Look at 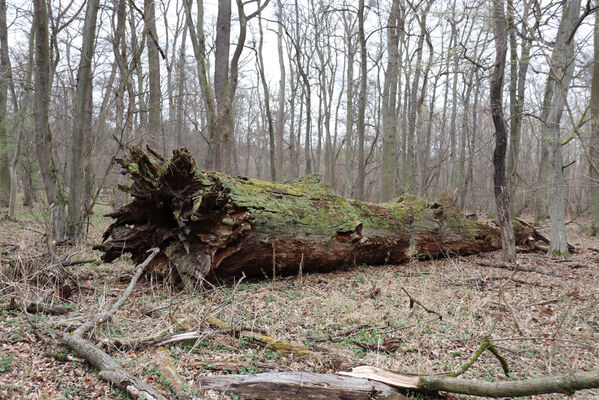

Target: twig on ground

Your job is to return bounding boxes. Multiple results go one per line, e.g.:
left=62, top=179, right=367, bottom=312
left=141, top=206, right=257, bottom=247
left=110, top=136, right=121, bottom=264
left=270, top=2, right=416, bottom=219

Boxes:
left=61, top=249, right=168, bottom=400
left=476, top=261, right=558, bottom=277
left=499, top=287, right=525, bottom=335
left=401, top=287, right=442, bottom=320
left=444, top=338, right=509, bottom=377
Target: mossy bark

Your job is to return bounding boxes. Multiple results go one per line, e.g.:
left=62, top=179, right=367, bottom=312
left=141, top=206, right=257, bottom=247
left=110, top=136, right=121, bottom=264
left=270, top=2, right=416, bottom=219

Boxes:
left=97, top=147, right=544, bottom=287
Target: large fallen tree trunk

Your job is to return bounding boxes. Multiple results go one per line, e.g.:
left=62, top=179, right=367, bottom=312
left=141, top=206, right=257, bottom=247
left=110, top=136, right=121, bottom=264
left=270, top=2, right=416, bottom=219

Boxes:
left=97, top=147, right=546, bottom=287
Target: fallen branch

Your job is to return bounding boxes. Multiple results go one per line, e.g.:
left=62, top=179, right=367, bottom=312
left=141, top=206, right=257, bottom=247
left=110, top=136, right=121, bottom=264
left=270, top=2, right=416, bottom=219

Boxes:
left=476, top=261, right=558, bottom=277
left=206, top=315, right=312, bottom=357
left=401, top=287, right=442, bottom=320
left=155, top=348, right=191, bottom=400
left=196, top=371, right=406, bottom=400
left=499, top=288, right=526, bottom=336
left=445, top=338, right=509, bottom=377
left=73, top=248, right=158, bottom=338
left=62, top=249, right=168, bottom=400
left=25, top=301, right=71, bottom=315
left=341, top=366, right=599, bottom=398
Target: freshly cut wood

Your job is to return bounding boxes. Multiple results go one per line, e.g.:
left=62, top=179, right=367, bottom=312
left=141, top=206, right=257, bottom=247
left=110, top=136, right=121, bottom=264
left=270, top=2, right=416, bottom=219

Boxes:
left=196, top=371, right=407, bottom=400
left=97, top=147, right=546, bottom=287
left=341, top=366, right=599, bottom=397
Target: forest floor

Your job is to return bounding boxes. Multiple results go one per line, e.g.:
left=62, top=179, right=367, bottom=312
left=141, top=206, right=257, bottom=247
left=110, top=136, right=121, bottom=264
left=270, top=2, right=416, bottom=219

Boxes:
left=0, top=203, right=598, bottom=400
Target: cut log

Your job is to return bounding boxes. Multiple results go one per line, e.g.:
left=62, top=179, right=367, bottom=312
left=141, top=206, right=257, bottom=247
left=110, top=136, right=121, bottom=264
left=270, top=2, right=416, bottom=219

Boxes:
left=96, top=147, right=546, bottom=287
left=196, top=371, right=407, bottom=400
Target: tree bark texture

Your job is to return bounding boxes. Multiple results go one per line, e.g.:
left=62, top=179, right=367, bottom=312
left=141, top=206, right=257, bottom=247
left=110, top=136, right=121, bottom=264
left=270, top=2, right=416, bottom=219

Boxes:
left=33, top=0, right=67, bottom=241
left=144, top=0, right=162, bottom=150
left=67, top=0, right=99, bottom=238
left=0, top=0, right=8, bottom=206
left=97, top=147, right=546, bottom=287
left=590, top=6, right=599, bottom=235
left=543, top=0, right=581, bottom=254
left=380, top=0, right=400, bottom=202
left=490, top=0, right=516, bottom=262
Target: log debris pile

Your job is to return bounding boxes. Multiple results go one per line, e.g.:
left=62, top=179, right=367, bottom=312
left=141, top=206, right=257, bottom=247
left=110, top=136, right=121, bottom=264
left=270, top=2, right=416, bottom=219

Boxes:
left=97, top=147, right=545, bottom=287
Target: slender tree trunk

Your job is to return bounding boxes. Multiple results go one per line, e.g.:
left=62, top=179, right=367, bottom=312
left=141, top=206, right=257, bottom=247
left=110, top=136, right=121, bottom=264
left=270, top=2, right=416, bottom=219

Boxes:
left=356, top=0, right=367, bottom=200
left=343, top=15, right=355, bottom=196
left=0, top=0, right=8, bottom=206
left=543, top=0, right=580, bottom=254
left=184, top=0, right=217, bottom=167
left=7, top=2, right=29, bottom=220
left=257, top=14, right=276, bottom=182
left=214, top=0, right=231, bottom=171
left=276, top=0, right=285, bottom=182
left=406, top=2, right=432, bottom=194
left=67, top=0, right=99, bottom=239
left=591, top=3, right=599, bottom=236
left=144, top=0, right=162, bottom=149
left=33, top=0, right=67, bottom=241
left=381, top=0, right=400, bottom=201
left=490, top=0, right=516, bottom=262
left=175, top=25, right=187, bottom=147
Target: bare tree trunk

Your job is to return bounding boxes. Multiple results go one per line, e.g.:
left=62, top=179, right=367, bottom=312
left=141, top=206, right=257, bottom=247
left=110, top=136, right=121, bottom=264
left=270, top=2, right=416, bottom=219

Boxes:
left=67, top=0, right=99, bottom=239
left=380, top=0, right=400, bottom=202
left=0, top=0, right=14, bottom=206
left=507, top=0, right=532, bottom=210
left=356, top=0, right=367, bottom=200
left=214, top=0, right=231, bottom=171
left=406, top=1, right=433, bottom=195
left=5, top=0, right=27, bottom=219
left=490, top=0, right=516, bottom=263
left=33, top=0, right=67, bottom=242
left=175, top=23, right=187, bottom=147
left=591, top=3, right=599, bottom=236
left=276, top=0, right=285, bottom=182
left=343, top=10, right=355, bottom=196
left=543, top=0, right=580, bottom=254
left=184, top=0, right=217, bottom=168
left=0, top=0, right=9, bottom=206
left=257, top=13, right=276, bottom=182
left=144, top=0, right=162, bottom=149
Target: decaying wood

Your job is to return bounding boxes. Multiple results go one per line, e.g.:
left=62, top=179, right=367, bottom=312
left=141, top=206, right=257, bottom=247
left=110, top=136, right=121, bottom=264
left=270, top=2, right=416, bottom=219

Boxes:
left=62, top=334, right=169, bottom=400
left=155, top=348, right=191, bottom=400
left=196, top=371, right=407, bottom=400
left=341, top=366, right=599, bottom=398
left=206, top=315, right=312, bottom=357
left=61, top=249, right=168, bottom=400
left=96, top=147, right=546, bottom=287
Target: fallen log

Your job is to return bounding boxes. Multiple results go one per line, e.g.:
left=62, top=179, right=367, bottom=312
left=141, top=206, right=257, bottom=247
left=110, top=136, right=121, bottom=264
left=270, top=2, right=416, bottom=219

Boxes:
left=97, top=147, right=546, bottom=287
left=341, top=366, right=599, bottom=398
left=196, top=371, right=407, bottom=400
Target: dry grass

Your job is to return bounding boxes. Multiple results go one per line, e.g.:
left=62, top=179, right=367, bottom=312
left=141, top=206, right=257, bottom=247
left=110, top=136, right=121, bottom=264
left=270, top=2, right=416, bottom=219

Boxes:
left=1, top=205, right=598, bottom=399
